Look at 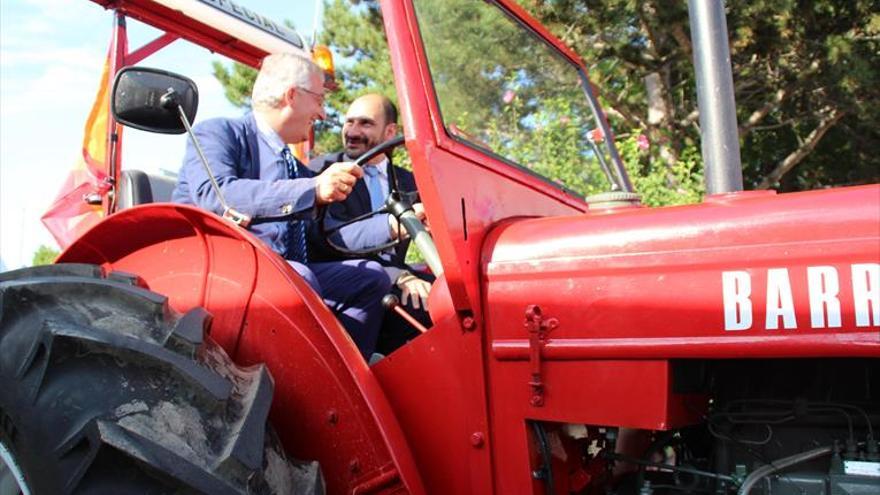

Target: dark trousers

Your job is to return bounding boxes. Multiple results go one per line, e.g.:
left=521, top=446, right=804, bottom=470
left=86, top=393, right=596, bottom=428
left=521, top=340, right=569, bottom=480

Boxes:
left=290, top=259, right=391, bottom=359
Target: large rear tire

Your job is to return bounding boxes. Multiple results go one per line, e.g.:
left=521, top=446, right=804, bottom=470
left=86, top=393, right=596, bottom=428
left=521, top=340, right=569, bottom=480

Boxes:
left=0, top=264, right=323, bottom=494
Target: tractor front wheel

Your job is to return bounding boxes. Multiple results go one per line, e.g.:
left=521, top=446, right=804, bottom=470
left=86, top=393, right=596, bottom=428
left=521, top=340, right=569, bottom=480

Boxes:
left=0, top=264, right=323, bottom=495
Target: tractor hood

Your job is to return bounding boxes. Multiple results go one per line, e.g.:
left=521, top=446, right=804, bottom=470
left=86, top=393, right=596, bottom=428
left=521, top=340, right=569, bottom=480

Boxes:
left=481, top=185, right=880, bottom=359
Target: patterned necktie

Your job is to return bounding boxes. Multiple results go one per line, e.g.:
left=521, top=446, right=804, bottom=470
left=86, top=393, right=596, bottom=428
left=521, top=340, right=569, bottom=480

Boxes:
left=363, top=165, right=385, bottom=211
left=281, top=147, right=308, bottom=264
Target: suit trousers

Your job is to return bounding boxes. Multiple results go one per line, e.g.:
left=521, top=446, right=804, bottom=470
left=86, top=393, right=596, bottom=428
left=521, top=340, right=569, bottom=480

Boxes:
left=289, top=259, right=392, bottom=359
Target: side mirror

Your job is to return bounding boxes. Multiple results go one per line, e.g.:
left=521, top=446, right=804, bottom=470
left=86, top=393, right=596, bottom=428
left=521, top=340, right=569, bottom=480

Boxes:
left=111, top=67, right=198, bottom=134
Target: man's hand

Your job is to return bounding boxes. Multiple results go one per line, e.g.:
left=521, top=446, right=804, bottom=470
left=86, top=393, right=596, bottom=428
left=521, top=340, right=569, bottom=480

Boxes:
left=396, top=271, right=431, bottom=310
left=389, top=203, right=428, bottom=240
left=315, top=162, right=363, bottom=205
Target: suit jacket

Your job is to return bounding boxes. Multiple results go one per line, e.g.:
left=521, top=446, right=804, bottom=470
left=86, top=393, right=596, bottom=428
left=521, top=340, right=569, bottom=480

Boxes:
left=308, top=151, right=417, bottom=266
left=172, top=113, right=391, bottom=257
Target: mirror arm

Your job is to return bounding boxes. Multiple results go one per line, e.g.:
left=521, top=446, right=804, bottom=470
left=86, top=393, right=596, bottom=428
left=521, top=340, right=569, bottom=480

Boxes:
left=166, top=89, right=251, bottom=228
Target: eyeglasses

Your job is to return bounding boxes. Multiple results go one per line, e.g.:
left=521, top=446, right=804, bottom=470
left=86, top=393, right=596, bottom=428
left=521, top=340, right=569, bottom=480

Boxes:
left=298, top=86, right=325, bottom=103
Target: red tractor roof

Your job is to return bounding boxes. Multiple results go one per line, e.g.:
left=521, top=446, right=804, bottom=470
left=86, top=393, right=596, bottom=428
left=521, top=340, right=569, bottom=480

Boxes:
left=90, top=0, right=309, bottom=67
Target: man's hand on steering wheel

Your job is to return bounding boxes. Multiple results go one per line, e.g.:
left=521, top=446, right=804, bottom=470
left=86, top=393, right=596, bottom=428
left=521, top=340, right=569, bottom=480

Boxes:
left=315, top=161, right=363, bottom=205
left=319, top=135, right=416, bottom=257
left=317, top=134, right=444, bottom=276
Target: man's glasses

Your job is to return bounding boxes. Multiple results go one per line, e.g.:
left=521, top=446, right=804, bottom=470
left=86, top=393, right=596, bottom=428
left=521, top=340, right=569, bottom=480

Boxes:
left=298, top=86, right=325, bottom=103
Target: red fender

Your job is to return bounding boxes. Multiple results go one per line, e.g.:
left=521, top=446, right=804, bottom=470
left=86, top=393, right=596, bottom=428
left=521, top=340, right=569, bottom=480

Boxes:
left=59, top=203, right=426, bottom=495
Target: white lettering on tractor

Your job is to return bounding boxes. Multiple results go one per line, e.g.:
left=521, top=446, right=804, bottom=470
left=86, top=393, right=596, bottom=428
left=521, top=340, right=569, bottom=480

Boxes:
left=807, top=266, right=842, bottom=328
left=766, top=268, right=797, bottom=330
left=722, top=263, right=880, bottom=331
left=852, top=263, right=879, bottom=327
left=722, top=271, right=752, bottom=331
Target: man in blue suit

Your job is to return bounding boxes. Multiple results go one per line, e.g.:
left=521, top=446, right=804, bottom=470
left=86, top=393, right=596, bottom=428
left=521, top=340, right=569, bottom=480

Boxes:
left=309, top=94, right=433, bottom=354
left=173, top=53, right=402, bottom=359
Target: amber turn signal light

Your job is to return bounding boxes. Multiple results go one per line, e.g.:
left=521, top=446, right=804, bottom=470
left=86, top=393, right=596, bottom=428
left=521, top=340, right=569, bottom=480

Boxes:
left=311, top=45, right=334, bottom=77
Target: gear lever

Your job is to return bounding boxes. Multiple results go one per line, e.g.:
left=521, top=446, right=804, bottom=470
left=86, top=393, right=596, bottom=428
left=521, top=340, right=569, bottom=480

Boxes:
left=382, top=295, right=428, bottom=334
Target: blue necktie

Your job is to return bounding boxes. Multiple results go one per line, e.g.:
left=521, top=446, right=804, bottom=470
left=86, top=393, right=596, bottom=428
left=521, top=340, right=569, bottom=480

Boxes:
left=281, top=147, right=308, bottom=264
left=364, top=165, right=394, bottom=261
left=364, top=165, right=384, bottom=211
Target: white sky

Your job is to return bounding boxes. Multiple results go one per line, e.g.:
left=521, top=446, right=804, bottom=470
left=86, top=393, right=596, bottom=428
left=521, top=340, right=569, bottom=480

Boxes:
left=0, top=0, right=321, bottom=270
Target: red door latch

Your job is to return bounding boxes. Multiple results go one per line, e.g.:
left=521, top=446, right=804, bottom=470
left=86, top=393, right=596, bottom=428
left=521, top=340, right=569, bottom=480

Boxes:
left=524, top=305, right=558, bottom=407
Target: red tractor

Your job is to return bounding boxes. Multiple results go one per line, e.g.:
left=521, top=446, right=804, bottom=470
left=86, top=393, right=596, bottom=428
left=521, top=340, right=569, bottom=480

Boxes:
left=1, top=0, right=878, bottom=494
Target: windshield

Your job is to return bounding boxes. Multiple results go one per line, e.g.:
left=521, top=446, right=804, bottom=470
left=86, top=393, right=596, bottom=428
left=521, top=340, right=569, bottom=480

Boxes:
left=412, top=0, right=630, bottom=196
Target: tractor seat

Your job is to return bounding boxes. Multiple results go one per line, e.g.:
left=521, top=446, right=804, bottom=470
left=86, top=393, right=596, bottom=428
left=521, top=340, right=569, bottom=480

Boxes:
left=117, top=170, right=177, bottom=210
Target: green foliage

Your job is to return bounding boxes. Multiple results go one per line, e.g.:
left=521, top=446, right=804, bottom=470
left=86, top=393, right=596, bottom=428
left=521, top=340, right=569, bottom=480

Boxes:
left=211, top=61, right=257, bottom=109
left=530, top=0, right=879, bottom=191
left=483, top=94, right=611, bottom=197
left=31, top=245, right=59, bottom=266
left=320, top=0, right=395, bottom=100
left=618, top=135, right=704, bottom=207
left=411, top=0, right=537, bottom=129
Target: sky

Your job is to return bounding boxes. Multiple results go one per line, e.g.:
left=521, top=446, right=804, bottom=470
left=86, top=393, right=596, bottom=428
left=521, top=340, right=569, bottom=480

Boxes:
left=0, top=0, right=322, bottom=271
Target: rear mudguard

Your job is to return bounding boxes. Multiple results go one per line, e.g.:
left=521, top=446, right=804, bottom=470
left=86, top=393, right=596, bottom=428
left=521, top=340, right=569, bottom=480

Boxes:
left=58, top=203, right=425, bottom=495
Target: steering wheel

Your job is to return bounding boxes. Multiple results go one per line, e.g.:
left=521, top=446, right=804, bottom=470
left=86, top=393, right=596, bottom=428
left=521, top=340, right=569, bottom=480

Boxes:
left=318, top=135, right=415, bottom=257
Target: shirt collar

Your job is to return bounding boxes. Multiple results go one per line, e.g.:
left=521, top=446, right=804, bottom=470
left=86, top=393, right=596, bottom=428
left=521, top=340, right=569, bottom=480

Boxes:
left=253, top=111, right=287, bottom=155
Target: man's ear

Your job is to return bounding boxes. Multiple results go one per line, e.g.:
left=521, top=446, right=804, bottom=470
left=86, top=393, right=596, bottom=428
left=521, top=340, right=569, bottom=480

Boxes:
left=284, top=86, right=297, bottom=107
left=383, top=123, right=398, bottom=140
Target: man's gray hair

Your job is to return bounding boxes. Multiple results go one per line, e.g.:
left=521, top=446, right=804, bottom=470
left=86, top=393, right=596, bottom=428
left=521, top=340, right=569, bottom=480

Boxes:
left=252, top=53, right=321, bottom=110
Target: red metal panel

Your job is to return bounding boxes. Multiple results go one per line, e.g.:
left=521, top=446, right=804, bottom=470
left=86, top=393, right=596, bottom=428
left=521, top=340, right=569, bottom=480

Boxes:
left=482, top=185, right=880, bottom=347
left=491, top=332, right=880, bottom=360
left=59, top=205, right=426, bottom=495
left=90, top=0, right=271, bottom=67
left=480, top=185, right=879, bottom=494
left=372, top=277, right=495, bottom=495
left=493, top=360, right=702, bottom=431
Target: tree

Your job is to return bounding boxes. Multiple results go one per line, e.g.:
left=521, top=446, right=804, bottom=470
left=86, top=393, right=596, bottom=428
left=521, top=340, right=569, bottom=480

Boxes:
left=31, top=245, right=59, bottom=266
left=528, top=0, right=879, bottom=190
left=212, top=61, right=257, bottom=109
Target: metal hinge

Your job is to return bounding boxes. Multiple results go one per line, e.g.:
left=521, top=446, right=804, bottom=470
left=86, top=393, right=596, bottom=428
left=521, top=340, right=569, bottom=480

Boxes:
left=525, top=305, right=558, bottom=407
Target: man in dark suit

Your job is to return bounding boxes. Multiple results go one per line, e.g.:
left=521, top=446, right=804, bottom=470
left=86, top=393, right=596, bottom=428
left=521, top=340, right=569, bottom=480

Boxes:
left=172, top=53, right=405, bottom=359
left=309, top=94, right=432, bottom=354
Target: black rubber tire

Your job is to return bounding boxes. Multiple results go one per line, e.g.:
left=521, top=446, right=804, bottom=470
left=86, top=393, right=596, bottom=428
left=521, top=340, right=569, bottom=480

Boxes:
left=0, top=264, right=324, bottom=495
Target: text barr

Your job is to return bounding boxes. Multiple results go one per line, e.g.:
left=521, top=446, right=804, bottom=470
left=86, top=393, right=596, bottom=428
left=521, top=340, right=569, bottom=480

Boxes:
left=722, top=264, right=879, bottom=331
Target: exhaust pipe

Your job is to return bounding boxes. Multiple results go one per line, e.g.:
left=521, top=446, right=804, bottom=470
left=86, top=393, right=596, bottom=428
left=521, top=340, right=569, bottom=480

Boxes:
left=688, top=0, right=744, bottom=194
